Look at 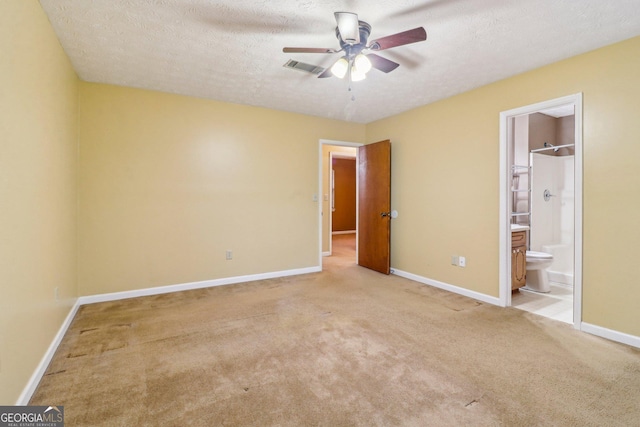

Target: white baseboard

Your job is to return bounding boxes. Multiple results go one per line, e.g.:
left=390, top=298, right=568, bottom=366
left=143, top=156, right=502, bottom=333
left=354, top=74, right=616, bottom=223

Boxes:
left=391, top=268, right=502, bottom=306
left=322, top=251, right=331, bottom=257
left=16, top=298, right=81, bottom=405
left=332, top=230, right=356, bottom=235
left=391, top=269, right=640, bottom=350
left=18, top=266, right=321, bottom=404
left=580, top=322, right=640, bottom=349
left=78, top=266, right=321, bottom=305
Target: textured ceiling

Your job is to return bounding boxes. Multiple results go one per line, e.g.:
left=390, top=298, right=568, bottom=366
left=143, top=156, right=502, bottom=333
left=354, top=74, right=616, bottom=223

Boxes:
left=39, top=0, right=640, bottom=124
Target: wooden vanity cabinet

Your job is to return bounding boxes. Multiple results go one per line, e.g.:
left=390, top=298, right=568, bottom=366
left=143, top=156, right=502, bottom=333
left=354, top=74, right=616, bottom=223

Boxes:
left=511, top=231, right=527, bottom=290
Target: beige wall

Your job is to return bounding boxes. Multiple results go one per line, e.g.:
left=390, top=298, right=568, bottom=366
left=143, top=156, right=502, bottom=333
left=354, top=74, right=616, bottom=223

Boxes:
left=3, top=0, right=639, bottom=405
left=78, top=83, right=365, bottom=295
left=0, top=1, right=79, bottom=404
left=367, top=36, right=640, bottom=337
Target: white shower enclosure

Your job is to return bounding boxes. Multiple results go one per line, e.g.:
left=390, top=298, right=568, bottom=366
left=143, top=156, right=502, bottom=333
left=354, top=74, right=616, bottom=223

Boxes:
left=530, top=152, right=574, bottom=285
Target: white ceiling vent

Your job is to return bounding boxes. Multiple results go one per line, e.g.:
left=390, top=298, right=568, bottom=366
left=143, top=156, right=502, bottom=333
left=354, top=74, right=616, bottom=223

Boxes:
left=283, top=59, right=325, bottom=76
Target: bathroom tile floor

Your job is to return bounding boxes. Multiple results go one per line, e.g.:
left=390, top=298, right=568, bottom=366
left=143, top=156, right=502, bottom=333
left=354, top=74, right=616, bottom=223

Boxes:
left=512, top=282, right=573, bottom=324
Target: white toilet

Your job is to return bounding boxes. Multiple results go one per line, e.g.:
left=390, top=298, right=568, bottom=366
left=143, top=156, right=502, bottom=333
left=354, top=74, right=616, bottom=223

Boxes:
left=525, top=251, right=554, bottom=293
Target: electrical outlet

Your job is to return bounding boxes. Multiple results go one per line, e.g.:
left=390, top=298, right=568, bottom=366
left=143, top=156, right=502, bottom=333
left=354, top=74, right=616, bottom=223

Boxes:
left=459, top=256, right=466, bottom=267
left=225, top=250, right=233, bottom=260
left=451, top=256, right=459, bottom=266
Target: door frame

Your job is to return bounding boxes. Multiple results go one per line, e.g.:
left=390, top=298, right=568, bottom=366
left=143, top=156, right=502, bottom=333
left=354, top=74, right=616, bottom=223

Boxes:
left=318, top=139, right=363, bottom=269
left=498, top=93, right=583, bottom=329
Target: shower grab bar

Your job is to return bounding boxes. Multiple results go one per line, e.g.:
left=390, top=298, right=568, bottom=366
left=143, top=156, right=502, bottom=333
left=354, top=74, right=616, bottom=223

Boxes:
left=530, top=143, right=575, bottom=153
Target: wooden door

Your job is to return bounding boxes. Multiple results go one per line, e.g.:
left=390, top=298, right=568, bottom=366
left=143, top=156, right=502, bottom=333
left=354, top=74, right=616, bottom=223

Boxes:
left=332, top=158, right=357, bottom=232
left=358, top=140, right=391, bottom=274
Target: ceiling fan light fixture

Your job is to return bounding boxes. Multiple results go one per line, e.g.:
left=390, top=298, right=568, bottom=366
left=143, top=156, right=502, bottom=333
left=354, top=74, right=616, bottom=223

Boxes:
left=350, top=67, right=367, bottom=82
left=283, top=12, right=428, bottom=89
left=353, top=54, right=372, bottom=74
left=331, top=57, right=349, bottom=79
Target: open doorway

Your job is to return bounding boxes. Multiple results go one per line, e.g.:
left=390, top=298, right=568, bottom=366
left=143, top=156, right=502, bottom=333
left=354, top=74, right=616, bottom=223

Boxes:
left=330, top=151, right=357, bottom=255
left=499, top=94, right=583, bottom=329
left=318, top=140, right=361, bottom=268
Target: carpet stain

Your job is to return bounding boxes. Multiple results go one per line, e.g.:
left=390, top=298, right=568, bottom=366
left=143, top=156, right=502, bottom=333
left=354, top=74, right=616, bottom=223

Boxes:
left=44, top=370, right=66, bottom=376
left=230, top=312, right=276, bottom=322
left=402, top=288, right=483, bottom=311
left=66, top=352, right=87, bottom=359
left=114, top=323, right=132, bottom=328
left=103, top=343, right=127, bottom=352
left=447, top=301, right=483, bottom=312
left=465, top=398, right=481, bottom=408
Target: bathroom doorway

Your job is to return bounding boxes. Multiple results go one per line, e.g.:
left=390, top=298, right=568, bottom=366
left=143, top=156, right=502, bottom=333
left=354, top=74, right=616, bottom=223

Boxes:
left=499, top=94, right=583, bottom=329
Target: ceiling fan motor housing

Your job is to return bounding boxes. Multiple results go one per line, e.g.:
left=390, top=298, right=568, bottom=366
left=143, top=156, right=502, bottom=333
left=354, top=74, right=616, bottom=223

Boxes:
left=336, top=21, right=371, bottom=56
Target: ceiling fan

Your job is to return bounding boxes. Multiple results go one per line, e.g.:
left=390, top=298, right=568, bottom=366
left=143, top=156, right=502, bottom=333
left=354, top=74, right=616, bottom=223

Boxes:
left=283, top=12, right=427, bottom=82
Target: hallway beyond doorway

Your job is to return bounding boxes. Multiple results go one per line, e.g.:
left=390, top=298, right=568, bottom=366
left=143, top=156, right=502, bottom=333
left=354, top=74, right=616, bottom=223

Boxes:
left=327, top=233, right=356, bottom=266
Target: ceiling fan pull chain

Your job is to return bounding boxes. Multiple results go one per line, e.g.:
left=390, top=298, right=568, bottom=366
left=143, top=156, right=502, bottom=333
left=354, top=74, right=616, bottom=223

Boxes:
left=348, top=79, right=356, bottom=101
left=348, top=58, right=357, bottom=100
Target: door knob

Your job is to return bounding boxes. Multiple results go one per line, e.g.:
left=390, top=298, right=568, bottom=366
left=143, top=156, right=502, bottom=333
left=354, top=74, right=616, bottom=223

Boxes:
left=543, top=189, right=556, bottom=202
left=381, top=210, right=398, bottom=218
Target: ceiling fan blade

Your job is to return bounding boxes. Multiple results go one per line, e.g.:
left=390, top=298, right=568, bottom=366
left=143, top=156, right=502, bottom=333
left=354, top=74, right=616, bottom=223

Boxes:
left=283, top=47, right=338, bottom=54
left=368, top=27, right=427, bottom=51
left=334, top=12, right=360, bottom=45
left=366, top=54, right=400, bottom=73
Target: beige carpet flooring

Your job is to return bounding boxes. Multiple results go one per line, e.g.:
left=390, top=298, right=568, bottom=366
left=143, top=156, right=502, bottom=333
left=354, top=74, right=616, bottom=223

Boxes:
left=31, top=234, right=640, bottom=426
